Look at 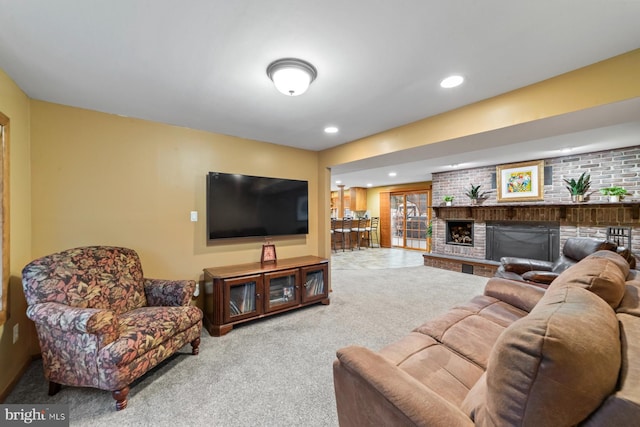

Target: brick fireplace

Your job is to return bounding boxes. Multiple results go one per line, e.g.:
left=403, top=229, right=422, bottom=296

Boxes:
left=423, top=146, right=640, bottom=277
left=424, top=202, right=640, bottom=277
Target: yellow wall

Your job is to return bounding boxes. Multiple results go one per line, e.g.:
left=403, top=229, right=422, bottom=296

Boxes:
left=0, top=69, right=37, bottom=398
left=29, top=101, right=321, bottom=277
left=365, top=182, right=432, bottom=218
left=319, top=49, right=640, bottom=169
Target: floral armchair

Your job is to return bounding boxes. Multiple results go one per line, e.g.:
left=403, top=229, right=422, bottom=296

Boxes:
left=21, top=246, right=203, bottom=410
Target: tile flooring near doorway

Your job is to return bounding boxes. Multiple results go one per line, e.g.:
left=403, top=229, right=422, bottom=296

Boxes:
left=331, top=247, right=426, bottom=270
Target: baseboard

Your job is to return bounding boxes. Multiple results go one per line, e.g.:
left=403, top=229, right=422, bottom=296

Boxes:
left=0, top=354, right=40, bottom=403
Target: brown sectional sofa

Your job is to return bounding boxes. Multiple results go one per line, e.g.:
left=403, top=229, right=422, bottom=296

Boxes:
left=333, top=250, right=640, bottom=426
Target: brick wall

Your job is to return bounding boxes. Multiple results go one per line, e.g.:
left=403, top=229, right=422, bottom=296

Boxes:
left=430, top=146, right=640, bottom=257
left=432, top=146, right=640, bottom=205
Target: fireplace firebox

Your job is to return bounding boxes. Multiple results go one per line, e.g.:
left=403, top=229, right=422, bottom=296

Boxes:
left=446, top=220, right=474, bottom=246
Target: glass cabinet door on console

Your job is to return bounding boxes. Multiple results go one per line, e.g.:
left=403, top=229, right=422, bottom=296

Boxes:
left=300, top=264, right=328, bottom=303
left=264, top=269, right=300, bottom=313
left=223, top=274, right=263, bottom=323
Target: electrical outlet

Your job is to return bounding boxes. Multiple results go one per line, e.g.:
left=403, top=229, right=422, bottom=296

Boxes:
left=13, top=323, right=19, bottom=344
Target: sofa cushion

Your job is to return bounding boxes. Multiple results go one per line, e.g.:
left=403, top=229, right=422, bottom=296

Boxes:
left=580, top=312, right=640, bottom=425
left=99, top=306, right=202, bottom=367
left=549, top=250, right=628, bottom=309
left=414, top=295, right=528, bottom=370
left=467, top=286, right=621, bottom=426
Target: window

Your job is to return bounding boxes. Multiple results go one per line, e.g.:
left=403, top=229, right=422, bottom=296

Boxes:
left=0, top=111, right=9, bottom=325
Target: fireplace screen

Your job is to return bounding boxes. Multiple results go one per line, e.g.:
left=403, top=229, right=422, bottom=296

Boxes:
left=446, top=220, right=473, bottom=246
left=485, top=222, right=560, bottom=262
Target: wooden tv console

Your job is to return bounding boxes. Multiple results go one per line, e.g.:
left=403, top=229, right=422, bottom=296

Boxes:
left=202, top=256, right=330, bottom=336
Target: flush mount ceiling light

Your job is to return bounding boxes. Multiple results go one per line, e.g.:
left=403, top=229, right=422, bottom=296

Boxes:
left=267, top=58, right=318, bottom=96
left=440, top=75, right=464, bottom=88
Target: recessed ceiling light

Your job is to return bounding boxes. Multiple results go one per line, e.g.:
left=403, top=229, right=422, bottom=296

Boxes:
left=335, top=180, right=342, bottom=184
left=367, top=183, right=373, bottom=187
left=560, top=148, right=572, bottom=153
left=388, top=172, right=397, bottom=177
left=440, top=75, right=464, bottom=88
left=324, top=126, right=339, bottom=134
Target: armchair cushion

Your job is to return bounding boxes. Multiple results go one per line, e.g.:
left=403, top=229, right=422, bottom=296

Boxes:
left=102, top=305, right=202, bottom=367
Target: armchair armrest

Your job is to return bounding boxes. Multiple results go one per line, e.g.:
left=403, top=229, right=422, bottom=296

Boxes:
left=26, top=302, right=118, bottom=346
left=484, top=277, right=545, bottom=312
left=334, top=346, right=474, bottom=427
left=521, top=270, right=558, bottom=285
left=144, top=278, right=195, bottom=307
left=500, top=257, right=554, bottom=274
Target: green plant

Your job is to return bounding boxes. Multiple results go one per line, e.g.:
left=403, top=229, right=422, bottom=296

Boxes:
left=599, top=186, right=627, bottom=196
left=425, top=221, right=432, bottom=238
left=465, top=184, right=487, bottom=200
left=563, top=172, right=591, bottom=195
left=443, top=195, right=454, bottom=202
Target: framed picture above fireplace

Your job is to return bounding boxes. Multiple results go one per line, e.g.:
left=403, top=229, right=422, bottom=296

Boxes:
left=496, top=160, right=544, bottom=202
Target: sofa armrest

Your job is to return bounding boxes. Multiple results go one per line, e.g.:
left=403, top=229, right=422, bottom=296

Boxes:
left=26, top=302, right=118, bottom=343
left=484, top=277, right=545, bottom=313
left=144, top=278, right=195, bottom=306
left=521, top=270, right=558, bottom=285
left=334, top=346, right=474, bottom=427
left=500, top=257, right=554, bottom=274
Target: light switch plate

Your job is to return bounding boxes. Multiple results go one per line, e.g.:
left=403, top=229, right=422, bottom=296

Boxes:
left=190, top=211, right=198, bottom=222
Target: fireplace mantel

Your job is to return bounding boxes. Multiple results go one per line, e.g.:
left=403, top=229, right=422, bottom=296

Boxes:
left=431, top=202, right=640, bottom=225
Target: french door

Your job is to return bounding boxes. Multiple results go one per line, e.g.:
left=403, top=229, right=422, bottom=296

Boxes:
left=390, top=191, right=429, bottom=250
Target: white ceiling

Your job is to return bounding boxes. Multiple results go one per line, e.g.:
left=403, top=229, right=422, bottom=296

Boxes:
left=1, top=1, right=639, bottom=190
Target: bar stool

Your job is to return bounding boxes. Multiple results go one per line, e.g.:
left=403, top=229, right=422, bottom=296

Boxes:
left=335, top=218, right=352, bottom=251
left=353, top=218, right=369, bottom=249
left=367, top=217, right=380, bottom=248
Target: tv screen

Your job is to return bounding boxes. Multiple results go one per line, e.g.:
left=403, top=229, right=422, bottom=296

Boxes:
left=206, top=172, right=309, bottom=241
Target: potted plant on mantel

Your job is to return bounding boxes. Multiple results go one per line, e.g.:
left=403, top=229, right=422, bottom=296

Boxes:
left=563, top=171, right=591, bottom=203
left=443, top=195, right=454, bottom=206
left=465, top=184, right=487, bottom=205
left=600, top=186, right=627, bottom=203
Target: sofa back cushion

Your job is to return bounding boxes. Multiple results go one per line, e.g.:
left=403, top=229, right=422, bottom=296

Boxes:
left=22, top=246, right=147, bottom=315
left=549, top=250, right=628, bottom=309
left=562, top=237, right=616, bottom=262
left=466, top=285, right=621, bottom=426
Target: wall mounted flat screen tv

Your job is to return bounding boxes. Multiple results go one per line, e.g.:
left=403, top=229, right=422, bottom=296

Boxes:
left=206, top=172, right=309, bottom=241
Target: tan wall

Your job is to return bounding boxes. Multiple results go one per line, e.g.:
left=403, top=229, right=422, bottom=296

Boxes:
left=365, top=182, right=432, bottom=218
left=29, top=101, right=321, bottom=279
left=0, top=70, right=37, bottom=398
left=319, top=49, right=640, bottom=169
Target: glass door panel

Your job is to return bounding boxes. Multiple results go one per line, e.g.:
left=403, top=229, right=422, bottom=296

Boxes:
left=301, top=264, right=328, bottom=303
left=265, top=269, right=300, bottom=313
left=391, top=191, right=430, bottom=250
left=224, top=274, right=263, bottom=322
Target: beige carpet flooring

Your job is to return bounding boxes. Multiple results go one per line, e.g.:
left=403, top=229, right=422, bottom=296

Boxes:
left=5, top=248, right=488, bottom=426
